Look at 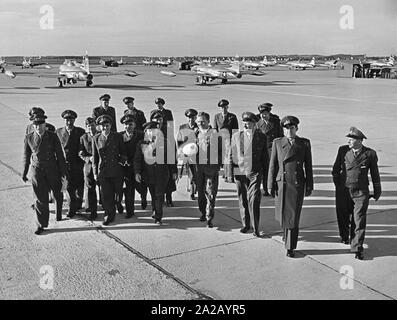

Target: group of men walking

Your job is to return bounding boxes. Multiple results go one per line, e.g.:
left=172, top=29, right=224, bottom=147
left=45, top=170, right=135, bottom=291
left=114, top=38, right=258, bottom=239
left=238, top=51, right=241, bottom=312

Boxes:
left=22, top=94, right=381, bottom=259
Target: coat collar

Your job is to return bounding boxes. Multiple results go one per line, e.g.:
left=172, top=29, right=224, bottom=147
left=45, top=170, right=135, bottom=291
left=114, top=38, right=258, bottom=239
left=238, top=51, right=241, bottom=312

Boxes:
left=281, top=136, right=302, bottom=161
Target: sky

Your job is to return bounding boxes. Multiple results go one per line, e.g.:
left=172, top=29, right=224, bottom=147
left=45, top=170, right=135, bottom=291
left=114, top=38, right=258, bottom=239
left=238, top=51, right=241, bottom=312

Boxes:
left=0, top=0, right=396, bottom=56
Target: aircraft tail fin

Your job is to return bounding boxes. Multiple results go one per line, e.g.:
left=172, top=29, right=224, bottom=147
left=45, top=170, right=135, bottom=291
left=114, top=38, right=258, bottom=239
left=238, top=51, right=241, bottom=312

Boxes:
left=230, top=61, right=240, bottom=74
left=310, top=57, right=315, bottom=66
left=389, top=56, right=395, bottom=65
left=82, top=51, right=90, bottom=73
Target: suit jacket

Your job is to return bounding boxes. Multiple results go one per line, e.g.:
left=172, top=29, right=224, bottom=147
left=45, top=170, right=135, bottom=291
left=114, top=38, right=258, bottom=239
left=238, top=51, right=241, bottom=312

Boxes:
left=79, top=132, right=96, bottom=176
left=332, top=145, right=381, bottom=194
left=92, top=132, right=126, bottom=178
left=195, top=128, right=223, bottom=174
left=56, top=126, right=85, bottom=169
left=267, top=136, right=313, bottom=228
left=92, top=106, right=117, bottom=131
left=123, top=108, right=147, bottom=131
left=23, top=131, right=66, bottom=178
left=255, top=114, right=283, bottom=150
left=213, top=112, right=238, bottom=137
left=226, top=128, right=268, bottom=177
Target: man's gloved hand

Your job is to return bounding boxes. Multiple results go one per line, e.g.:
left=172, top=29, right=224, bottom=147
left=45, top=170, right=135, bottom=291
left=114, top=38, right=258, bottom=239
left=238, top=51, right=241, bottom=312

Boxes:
left=374, top=187, right=381, bottom=201
left=305, top=188, right=313, bottom=197
left=22, top=174, right=28, bottom=183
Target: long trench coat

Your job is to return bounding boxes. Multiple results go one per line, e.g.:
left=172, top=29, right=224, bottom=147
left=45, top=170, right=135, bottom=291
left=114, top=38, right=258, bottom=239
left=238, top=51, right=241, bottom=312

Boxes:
left=267, top=136, right=313, bottom=228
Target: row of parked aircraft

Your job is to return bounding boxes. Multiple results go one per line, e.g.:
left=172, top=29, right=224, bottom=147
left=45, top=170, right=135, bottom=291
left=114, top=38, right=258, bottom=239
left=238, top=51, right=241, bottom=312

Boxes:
left=1, top=53, right=395, bottom=87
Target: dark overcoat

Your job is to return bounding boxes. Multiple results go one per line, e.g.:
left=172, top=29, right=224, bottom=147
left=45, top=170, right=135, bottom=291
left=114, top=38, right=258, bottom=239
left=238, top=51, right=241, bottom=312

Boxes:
left=267, top=136, right=313, bottom=228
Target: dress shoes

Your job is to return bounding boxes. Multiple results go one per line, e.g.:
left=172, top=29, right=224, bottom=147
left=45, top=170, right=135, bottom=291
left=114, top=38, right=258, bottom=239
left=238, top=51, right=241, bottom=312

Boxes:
left=199, top=215, right=206, bottom=222
left=126, top=212, right=134, bottom=219
left=341, top=238, right=350, bottom=245
left=56, top=217, right=63, bottom=222
left=207, top=221, right=214, bottom=228
left=263, top=190, right=271, bottom=197
left=141, top=199, right=147, bottom=210
left=66, top=212, right=76, bottom=218
left=102, top=220, right=110, bottom=226
left=286, top=249, right=295, bottom=258
left=154, top=219, right=162, bottom=225
left=253, top=231, right=262, bottom=238
left=34, top=227, right=44, bottom=235
left=90, top=213, right=97, bottom=221
left=240, top=227, right=250, bottom=234
left=355, top=252, right=364, bottom=260
left=151, top=212, right=156, bottom=219
left=117, top=204, right=124, bottom=214
left=166, top=200, right=174, bottom=207
left=190, top=194, right=196, bottom=200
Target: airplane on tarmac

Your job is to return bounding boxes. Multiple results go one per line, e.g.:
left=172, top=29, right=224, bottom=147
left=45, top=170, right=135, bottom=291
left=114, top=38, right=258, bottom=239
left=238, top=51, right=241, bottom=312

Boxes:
left=365, top=56, right=395, bottom=68
left=14, top=57, right=51, bottom=69
left=278, top=57, right=316, bottom=70
left=240, top=58, right=262, bottom=70
left=191, top=61, right=265, bottom=85
left=260, top=56, right=278, bottom=67
left=0, top=56, right=6, bottom=67
left=142, top=58, right=154, bottom=66
left=99, top=57, right=124, bottom=67
left=316, top=59, right=340, bottom=69
left=6, top=52, right=175, bottom=87
left=153, top=58, right=173, bottom=67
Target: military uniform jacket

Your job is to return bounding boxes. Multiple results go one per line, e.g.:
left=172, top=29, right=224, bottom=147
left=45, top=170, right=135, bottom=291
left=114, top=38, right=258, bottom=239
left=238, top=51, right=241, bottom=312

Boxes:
left=213, top=112, right=239, bottom=137
left=92, top=106, right=117, bottom=131
left=267, top=136, right=313, bottom=229
left=226, top=128, right=268, bottom=177
left=119, top=130, right=144, bottom=178
left=123, top=108, right=147, bottom=131
left=332, top=145, right=381, bottom=192
left=149, top=108, right=173, bottom=123
left=56, top=126, right=85, bottom=170
left=23, top=131, right=66, bottom=178
left=255, top=114, right=283, bottom=150
left=195, top=128, right=223, bottom=174
left=134, top=138, right=176, bottom=191
left=176, top=123, right=199, bottom=147
left=79, top=132, right=96, bottom=176
left=92, top=132, right=126, bottom=178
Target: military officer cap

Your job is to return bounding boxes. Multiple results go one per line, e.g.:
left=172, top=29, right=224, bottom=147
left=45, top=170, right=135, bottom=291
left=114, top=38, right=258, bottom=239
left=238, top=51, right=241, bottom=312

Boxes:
left=31, top=113, right=47, bottom=124
left=258, top=102, right=273, bottom=113
left=197, top=111, right=210, bottom=121
left=281, top=115, right=300, bottom=127
left=151, top=110, right=164, bottom=120
left=120, top=114, right=137, bottom=124
left=123, top=96, right=134, bottom=104
left=185, top=108, right=198, bottom=118
left=155, top=97, right=165, bottom=105
left=143, top=121, right=159, bottom=131
left=99, top=93, right=111, bottom=101
left=28, top=107, right=45, bottom=118
left=85, top=117, right=95, bottom=125
left=217, top=99, right=229, bottom=107
left=61, top=110, right=78, bottom=119
left=346, top=126, right=367, bottom=139
left=96, top=114, right=112, bottom=125
left=241, top=112, right=257, bottom=122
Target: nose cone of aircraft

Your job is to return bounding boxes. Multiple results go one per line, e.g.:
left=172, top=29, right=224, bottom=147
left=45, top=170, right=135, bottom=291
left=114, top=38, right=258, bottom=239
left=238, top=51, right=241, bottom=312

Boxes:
left=125, top=70, right=139, bottom=77
left=160, top=70, right=176, bottom=77
left=5, top=70, right=16, bottom=78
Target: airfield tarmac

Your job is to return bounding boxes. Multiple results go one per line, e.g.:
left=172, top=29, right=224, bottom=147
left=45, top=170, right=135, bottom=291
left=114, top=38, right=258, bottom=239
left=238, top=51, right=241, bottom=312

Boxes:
left=0, top=64, right=396, bottom=300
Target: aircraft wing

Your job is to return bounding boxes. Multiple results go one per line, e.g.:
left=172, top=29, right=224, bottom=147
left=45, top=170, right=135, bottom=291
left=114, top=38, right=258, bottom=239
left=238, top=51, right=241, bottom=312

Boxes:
left=89, top=69, right=140, bottom=78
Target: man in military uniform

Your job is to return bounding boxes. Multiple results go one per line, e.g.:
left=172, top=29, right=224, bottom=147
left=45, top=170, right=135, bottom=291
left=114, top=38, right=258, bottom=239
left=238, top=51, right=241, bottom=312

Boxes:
left=152, top=110, right=177, bottom=207
left=255, top=102, right=283, bottom=196
left=134, top=122, right=178, bottom=224
left=150, top=97, right=174, bottom=135
left=332, top=127, right=381, bottom=260
left=79, top=117, right=98, bottom=220
left=56, top=110, right=85, bottom=218
left=92, top=115, right=126, bottom=225
left=195, top=112, right=223, bottom=228
left=92, top=94, right=117, bottom=132
left=267, top=116, right=313, bottom=258
left=176, top=108, right=199, bottom=200
left=226, top=112, right=268, bottom=237
left=22, top=113, right=66, bottom=234
left=119, top=114, right=144, bottom=218
left=213, top=99, right=239, bottom=137
left=122, top=96, right=147, bottom=131
left=26, top=107, right=55, bottom=134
